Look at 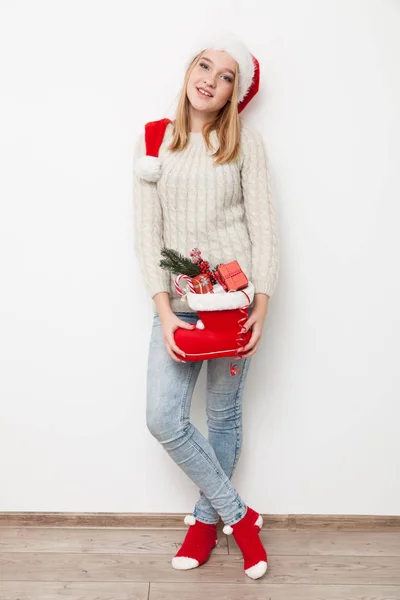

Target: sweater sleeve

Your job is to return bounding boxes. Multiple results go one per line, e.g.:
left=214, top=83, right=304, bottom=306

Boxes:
left=240, top=127, right=279, bottom=297
left=132, top=132, right=171, bottom=299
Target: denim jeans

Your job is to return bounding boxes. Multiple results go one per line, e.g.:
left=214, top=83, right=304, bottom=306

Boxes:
left=146, top=310, right=253, bottom=526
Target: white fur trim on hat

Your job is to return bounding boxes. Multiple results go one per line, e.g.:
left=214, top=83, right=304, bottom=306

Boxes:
left=186, top=282, right=254, bottom=312
left=135, top=155, right=162, bottom=183
left=185, top=30, right=255, bottom=104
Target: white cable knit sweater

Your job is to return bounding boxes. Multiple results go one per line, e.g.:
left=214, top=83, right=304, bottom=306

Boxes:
left=132, top=121, right=279, bottom=314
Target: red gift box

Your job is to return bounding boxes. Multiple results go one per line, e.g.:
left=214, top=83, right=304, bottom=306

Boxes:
left=215, top=261, right=248, bottom=292
left=191, top=273, right=213, bottom=294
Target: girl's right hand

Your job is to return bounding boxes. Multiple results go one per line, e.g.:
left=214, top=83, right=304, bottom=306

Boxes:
left=160, top=313, right=196, bottom=362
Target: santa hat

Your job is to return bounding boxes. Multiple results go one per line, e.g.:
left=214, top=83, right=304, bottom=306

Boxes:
left=185, top=30, right=260, bottom=110
left=135, top=32, right=260, bottom=183
left=134, top=118, right=173, bottom=183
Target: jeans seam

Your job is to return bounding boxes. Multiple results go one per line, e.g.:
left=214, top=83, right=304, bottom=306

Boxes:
left=185, top=427, right=231, bottom=482
left=223, top=505, right=247, bottom=526
left=179, top=360, right=198, bottom=425
left=192, top=508, right=219, bottom=525
left=178, top=363, right=227, bottom=480
left=230, top=357, right=250, bottom=474
left=195, top=357, right=251, bottom=520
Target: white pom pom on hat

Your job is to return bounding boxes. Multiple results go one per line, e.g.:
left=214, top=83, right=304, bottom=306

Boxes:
left=134, top=155, right=162, bottom=183
left=134, top=117, right=172, bottom=184
left=134, top=31, right=260, bottom=183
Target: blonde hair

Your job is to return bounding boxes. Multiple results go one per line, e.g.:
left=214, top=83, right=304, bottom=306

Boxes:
left=168, top=51, right=242, bottom=164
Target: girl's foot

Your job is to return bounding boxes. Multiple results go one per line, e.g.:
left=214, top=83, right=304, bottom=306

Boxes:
left=223, top=506, right=267, bottom=579
left=172, top=514, right=218, bottom=570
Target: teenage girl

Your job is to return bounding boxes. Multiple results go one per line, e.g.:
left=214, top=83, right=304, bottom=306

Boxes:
left=133, top=32, right=279, bottom=580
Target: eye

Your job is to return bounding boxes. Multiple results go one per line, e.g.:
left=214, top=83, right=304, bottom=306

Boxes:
left=199, top=62, right=233, bottom=83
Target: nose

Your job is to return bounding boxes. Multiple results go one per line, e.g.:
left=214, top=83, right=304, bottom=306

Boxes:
left=204, top=75, right=216, bottom=88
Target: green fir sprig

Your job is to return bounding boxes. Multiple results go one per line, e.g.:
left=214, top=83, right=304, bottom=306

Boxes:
left=159, top=247, right=201, bottom=277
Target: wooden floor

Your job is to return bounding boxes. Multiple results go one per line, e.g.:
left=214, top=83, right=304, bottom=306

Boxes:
left=1, top=523, right=400, bottom=599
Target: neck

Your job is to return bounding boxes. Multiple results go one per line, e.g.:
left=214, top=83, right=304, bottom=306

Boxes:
left=188, top=105, right=219, bottom=133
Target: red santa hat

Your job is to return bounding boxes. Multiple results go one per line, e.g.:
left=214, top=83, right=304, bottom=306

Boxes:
left=185, top=30, right=260, bottom=110
left=135, top=32, right=260, bottom=183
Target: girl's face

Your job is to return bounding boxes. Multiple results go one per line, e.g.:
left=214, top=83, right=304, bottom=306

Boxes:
left=186, top=50, right=237, bottom=113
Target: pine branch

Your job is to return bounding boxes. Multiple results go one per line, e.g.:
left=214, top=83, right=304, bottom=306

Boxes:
left=159, top=247, right=200, bottom=277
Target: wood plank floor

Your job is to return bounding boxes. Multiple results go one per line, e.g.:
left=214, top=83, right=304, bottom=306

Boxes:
left=1, top=526, right=400, bottom=599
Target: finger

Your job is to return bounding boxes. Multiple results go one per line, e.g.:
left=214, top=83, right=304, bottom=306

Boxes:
left=240, top=339, right=261, bottom=358
left=177, top=320, right=197, bottom=330
left=241, top=316, right=255, bottom=333
left=167, top=335, right=186, bottom=358
left=166, top=343, right=185, bottom=363
left=240, top=330, right=261, bottom=353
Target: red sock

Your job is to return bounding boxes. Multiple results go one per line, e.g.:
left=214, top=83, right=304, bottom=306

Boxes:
left=172, top=515, right=218, bottom=570
left=223, top=507, right=268, bottom=579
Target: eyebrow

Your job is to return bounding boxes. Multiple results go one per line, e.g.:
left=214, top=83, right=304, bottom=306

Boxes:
left=200, top=56, right=236, bottom=77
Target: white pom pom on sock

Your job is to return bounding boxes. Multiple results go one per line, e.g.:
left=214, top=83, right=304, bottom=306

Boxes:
left=223, top=524, right=233, bottom=535
left=184, top=514, right=196, bottom=526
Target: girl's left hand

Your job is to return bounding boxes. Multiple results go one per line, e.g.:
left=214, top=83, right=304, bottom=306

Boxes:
left=237, top=294, right=269, bottom=358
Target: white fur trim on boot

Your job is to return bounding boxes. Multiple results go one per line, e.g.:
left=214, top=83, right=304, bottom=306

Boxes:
left=223, top=524, right=233, bottom=535
left=184, top=514, right=196, bottom=526
left=196, top=319, right=205, bottom=330
left=171, top=556, right=200, bottom=570
left=255, top=514, right=263, bottom=528
left=135, top=155, right=162, bottom=182
left=187, top=282, right=254, bottom=311
left=245, top=560, right=268, bottom=580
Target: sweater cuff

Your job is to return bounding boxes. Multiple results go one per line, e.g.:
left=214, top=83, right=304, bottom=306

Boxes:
left=151, top=289, right=170, bottom=300
left=252, top=276, right=277, bottom=298
left=148, top=275, right=171, bottom=300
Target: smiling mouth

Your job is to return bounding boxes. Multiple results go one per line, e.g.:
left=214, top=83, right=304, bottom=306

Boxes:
left=196, top=87, right=213, bottom=98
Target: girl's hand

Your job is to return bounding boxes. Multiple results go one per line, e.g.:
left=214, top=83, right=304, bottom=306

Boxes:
left=237, top=294, right=269, bottom=358
left=160, top=312, right=196, bottom=363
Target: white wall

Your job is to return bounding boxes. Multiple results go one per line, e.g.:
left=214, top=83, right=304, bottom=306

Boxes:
left=1, top=0, right=399, bottom=515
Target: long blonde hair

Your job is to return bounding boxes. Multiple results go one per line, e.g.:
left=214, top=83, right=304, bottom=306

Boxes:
left=168, top=51, right=242, bottom=164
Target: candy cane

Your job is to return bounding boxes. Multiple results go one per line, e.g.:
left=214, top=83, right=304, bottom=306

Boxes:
left=174, top=274, right=195, bottom=297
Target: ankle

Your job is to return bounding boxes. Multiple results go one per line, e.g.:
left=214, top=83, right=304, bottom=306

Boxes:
left=223, top=506, right=262, bottom=534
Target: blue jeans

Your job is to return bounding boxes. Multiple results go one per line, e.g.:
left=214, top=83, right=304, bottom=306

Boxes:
left=146, top=310, right=253, bottom=526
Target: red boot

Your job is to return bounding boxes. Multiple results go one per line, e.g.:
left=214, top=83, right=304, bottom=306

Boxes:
left=175, top=307, right=251, bottom=360
left=223, top=507, right=268, bottom=579
left=172, top=515, right=218, bottom=570
left=174, top=282, right=254, bottom=362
